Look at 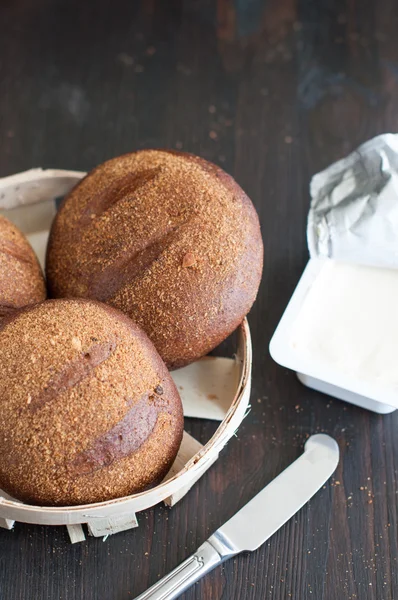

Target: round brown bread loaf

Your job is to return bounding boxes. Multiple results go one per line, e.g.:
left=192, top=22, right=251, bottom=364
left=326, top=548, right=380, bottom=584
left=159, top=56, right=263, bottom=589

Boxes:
left=46, top=150, right=263, bottom=369
left=0, top=215, right=46, bottom=318
left=0, top=299, right=184, bottom=506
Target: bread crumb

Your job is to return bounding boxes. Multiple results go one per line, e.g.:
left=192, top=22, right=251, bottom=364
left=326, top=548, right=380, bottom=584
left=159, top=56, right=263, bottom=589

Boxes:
left=182, top=252, right=196, bottom=268
left=72, top=337, right=82, bottom=351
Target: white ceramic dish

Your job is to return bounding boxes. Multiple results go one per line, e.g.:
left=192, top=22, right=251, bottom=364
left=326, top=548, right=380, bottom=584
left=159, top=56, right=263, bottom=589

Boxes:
left=0, top=168, right=253, bottom=542
left=269, top=259, right=396, bottom=414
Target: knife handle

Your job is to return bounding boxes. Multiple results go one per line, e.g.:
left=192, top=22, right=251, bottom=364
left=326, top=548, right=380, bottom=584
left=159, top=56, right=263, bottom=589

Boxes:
left=134, top=541, right=223, bottom=600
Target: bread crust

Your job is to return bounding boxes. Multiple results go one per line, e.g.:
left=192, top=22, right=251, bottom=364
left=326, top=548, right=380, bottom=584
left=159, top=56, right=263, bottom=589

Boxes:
left=0, top=299, right=184, bottom=506
left=46, top=150, right=263, bottom=368
left=0, top=215, right=46, bottom=317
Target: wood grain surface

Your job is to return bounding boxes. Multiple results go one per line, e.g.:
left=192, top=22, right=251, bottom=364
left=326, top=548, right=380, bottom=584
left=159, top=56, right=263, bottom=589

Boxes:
left=1, top=1, right=398, bottom=599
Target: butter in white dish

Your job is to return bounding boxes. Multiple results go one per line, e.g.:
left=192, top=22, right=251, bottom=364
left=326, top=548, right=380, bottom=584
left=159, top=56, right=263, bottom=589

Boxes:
left=269, top=259, right=397, bottom=413
left=271, top=133, right=398, bottom=413
left=290, top=260, right=398, bottom=390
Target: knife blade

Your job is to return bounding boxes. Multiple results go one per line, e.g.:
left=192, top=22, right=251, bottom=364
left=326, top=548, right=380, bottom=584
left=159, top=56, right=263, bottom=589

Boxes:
left=134, top=433, right=339, bottom=600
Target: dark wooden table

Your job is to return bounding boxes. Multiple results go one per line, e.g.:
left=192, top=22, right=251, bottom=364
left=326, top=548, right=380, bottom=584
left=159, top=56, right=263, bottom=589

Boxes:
left=1, top=1, right=398, bottom=598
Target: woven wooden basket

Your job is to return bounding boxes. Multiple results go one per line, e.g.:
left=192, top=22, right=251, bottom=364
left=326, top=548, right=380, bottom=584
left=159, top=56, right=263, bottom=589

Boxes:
left=0, top=169, right=252, bottom=543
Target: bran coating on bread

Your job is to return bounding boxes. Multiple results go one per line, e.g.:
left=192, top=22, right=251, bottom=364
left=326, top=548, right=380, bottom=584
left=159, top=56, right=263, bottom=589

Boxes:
left=0, top=299, right=184, bottom=506
left=46, top=150, right=263, bottom=368
left=0, top=215, right=46, bottom=317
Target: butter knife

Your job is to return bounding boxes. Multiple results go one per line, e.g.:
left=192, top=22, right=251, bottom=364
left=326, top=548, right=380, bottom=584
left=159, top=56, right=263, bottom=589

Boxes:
left=134, top=433, right=339, bottom=600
